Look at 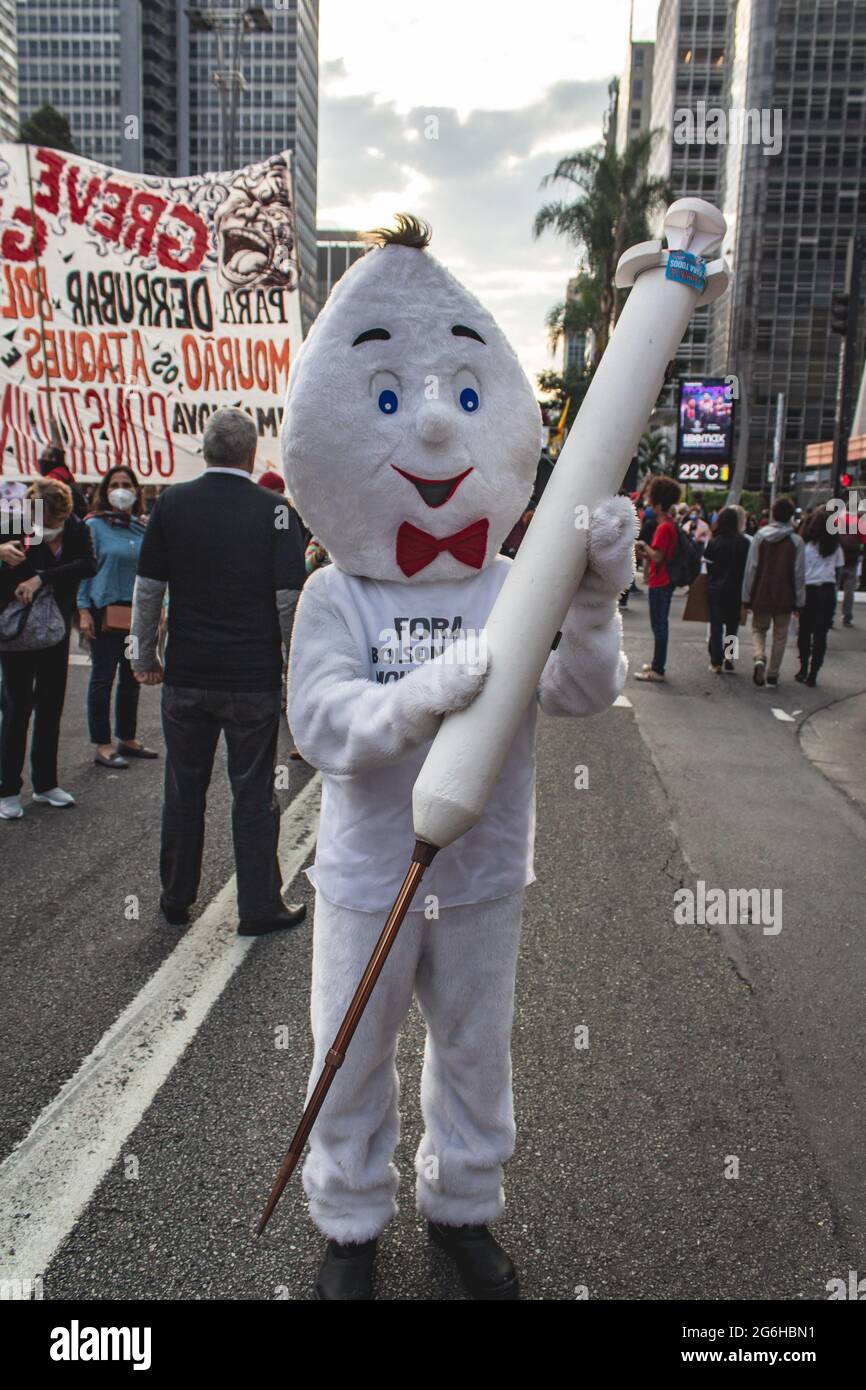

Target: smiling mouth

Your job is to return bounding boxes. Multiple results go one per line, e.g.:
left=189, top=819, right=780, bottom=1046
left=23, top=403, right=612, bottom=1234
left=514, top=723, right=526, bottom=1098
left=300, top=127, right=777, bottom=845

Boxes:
left=391, top=465, right=473, bottom=508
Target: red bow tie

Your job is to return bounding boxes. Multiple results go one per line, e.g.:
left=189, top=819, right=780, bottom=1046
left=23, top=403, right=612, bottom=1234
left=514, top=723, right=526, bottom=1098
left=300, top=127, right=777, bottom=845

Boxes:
left=396, top=518, right=489, bottom=578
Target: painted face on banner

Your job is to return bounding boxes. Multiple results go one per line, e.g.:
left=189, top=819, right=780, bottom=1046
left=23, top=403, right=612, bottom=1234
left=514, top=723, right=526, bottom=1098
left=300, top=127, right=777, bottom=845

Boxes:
left=215, top=163, right=296, bottom=290
left=281, top=240, right=540, bottom=583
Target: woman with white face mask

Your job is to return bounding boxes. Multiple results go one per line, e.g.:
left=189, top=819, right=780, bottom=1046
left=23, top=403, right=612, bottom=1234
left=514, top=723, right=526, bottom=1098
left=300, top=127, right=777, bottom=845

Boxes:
left=0, top=478, right=96, bottom=819
left=77, top=467, right=158, bottom=769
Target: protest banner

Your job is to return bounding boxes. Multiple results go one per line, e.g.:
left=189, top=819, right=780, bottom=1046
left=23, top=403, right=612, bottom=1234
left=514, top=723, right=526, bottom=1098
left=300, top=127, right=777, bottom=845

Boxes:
left=0, top=144, right=303, bottom=482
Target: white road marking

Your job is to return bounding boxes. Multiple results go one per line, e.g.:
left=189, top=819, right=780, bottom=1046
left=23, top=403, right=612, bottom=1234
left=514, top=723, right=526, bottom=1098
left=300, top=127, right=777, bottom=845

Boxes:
left=0, top=773, right=322, bottom=1290
left=613, top=695, right=633, bottom=709
left=68, top=653, right=90, bottom=667
left=771, top=708, right=796, bottom=722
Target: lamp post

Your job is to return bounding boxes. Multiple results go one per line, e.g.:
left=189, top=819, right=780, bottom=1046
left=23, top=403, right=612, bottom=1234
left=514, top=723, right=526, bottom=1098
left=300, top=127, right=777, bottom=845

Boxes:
left=186, top=4, right=273, bottom=171
left=830, top=235, right=864, bottom=499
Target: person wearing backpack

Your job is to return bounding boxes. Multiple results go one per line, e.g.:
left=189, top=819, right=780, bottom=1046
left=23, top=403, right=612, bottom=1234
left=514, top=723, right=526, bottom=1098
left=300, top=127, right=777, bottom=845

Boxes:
left=635, top=474, right=682, bottom=683
left=741, top=496, right=805, bottom=688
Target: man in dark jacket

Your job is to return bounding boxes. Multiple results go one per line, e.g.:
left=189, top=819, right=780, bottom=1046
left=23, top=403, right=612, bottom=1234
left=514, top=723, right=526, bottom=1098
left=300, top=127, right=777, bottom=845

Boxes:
left=130, top=408, right=307, bottom=935
left=742, top=496, right=805, bottom=688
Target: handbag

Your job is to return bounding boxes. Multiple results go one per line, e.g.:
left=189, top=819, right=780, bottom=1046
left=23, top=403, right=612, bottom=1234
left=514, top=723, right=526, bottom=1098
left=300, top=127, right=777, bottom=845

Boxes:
left=682, top=571, right=711, bottom=623
left=0, top=586, right=67, bottom=651
left=103, top=602, right=132, bottom=633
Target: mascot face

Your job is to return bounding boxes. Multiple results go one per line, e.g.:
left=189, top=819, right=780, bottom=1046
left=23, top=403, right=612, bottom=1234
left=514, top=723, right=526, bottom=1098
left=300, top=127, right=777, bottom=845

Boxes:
left=282, top=236, right=540, bottom=582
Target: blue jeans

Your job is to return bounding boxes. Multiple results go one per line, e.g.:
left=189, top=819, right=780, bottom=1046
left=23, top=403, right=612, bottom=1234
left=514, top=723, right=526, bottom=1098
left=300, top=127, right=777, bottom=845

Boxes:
left=648, top=583, right=674, bottom=674
left=87, top=614, right=140, bottom=745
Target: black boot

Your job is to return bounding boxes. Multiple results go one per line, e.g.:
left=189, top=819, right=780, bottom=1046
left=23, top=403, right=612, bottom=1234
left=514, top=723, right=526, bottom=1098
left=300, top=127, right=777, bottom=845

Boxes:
left=806, top=664, right=818, bottom=687
left=314, top=1239, right=377, bottom=1301
left=794, top=661, right=808, bottom=683
left=428, top=1221, right=519, bottom=1300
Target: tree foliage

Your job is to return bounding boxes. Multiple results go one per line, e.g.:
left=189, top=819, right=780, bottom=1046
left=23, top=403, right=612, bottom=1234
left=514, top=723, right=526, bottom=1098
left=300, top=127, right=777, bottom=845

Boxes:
left=18, top=106, right=76, bottom=153
left=534, top=82, right=669, bottom=368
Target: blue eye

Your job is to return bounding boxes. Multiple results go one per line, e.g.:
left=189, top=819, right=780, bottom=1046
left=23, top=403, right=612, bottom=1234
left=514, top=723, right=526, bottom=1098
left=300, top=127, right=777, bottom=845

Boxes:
left=378, top=389, right=399, bottom=415
left=459, top=386, right=479, bottom=413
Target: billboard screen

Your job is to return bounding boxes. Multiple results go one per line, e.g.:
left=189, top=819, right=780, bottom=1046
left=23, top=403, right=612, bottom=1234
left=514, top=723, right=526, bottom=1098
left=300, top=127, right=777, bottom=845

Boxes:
left=0, top=144, right=303, bottom=483
left=676, top=378, right=734, bottom=485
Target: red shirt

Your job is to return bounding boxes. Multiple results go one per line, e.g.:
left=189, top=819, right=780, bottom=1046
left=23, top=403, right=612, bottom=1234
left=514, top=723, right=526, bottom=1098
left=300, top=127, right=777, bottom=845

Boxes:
left=648, top=518, right=678, bottom=588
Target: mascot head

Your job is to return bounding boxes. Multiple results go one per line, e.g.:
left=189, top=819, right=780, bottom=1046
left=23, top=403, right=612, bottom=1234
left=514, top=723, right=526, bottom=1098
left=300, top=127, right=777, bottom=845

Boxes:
left=282, top=215, right=541, bottom=583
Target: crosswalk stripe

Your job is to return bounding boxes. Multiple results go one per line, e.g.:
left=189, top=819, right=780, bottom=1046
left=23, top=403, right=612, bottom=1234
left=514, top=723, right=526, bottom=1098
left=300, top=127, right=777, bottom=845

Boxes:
left=0, top=773, right=322, bottom=1292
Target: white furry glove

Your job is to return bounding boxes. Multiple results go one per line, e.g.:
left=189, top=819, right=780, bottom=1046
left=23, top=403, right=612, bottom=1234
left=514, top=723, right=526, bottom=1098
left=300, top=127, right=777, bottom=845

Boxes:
left=578, top=494, right=639, bottom=605
left=399, top=636, right=488, bottom=723
left=537, top=495, right=634, bottom=718
left=288, top=575, right=488, bottom=775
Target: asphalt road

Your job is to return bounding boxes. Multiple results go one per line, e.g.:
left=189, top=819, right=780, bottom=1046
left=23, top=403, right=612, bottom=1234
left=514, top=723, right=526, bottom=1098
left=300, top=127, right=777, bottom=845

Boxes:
left=0, top=596, right=863, bottom=1301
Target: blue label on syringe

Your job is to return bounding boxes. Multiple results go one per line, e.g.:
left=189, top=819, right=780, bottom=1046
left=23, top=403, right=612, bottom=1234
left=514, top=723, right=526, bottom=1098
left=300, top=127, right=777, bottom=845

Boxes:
left=665, top=250, right=706, bottom=292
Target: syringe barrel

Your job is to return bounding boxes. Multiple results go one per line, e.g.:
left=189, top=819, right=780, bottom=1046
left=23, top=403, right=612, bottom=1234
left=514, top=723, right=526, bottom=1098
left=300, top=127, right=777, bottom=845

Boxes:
left=412, top=214, right=726, bottom=850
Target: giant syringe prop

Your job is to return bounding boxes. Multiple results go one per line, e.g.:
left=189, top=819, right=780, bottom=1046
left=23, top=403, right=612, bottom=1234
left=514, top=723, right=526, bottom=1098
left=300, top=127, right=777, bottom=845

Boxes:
left=257, top=198, right=729, bottom=1234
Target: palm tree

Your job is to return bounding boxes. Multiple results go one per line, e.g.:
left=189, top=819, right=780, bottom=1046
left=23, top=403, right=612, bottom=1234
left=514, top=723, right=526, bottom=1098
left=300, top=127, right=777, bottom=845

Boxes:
left=534, top=82, right=669, bottom=367
left=536, top=363, right=591, bottom=422
left=636, top=429, right=671, bottom=476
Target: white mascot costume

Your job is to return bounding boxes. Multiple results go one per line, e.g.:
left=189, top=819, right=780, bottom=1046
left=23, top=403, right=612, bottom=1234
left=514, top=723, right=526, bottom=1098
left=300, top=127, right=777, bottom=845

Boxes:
left=282, top=216, right=636, bottom=1300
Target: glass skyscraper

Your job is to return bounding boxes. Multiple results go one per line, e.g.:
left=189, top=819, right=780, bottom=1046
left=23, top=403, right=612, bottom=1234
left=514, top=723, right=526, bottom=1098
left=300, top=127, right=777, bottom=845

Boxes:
left=616, top=40, right=655, bottom=154
left=17, top=0, right=125, bottom=167
left=649, top=0, right=731, bottom=387
left=709, top=0, right=866, bottom=489
left=16, top=0, right=319, bottom=330
left=0, top=0, right=18, bottom=142
left=183, top=0, right=319, bottom=332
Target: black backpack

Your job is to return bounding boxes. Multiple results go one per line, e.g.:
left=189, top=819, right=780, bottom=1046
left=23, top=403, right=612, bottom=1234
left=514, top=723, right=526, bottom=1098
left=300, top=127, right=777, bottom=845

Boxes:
left=666, top=526, right=702, bottom=589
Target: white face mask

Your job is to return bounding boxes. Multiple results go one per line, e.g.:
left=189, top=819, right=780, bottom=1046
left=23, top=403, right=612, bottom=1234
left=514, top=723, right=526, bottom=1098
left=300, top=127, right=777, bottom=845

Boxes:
left=108, top=487, right=136, bottom=511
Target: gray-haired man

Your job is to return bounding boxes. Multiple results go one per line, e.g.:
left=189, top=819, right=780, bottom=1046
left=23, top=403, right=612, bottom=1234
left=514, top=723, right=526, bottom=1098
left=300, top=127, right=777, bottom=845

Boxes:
left=131, top=408, right=307, bottom=935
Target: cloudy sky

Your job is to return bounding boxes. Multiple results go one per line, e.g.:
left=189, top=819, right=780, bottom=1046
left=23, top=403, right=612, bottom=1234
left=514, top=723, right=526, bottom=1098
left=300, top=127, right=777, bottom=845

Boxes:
left=317, top=1, right=659, bottom=388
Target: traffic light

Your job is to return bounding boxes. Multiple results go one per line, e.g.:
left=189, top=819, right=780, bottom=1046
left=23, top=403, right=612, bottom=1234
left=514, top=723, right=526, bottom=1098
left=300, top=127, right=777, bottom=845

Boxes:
left=840, top=472, right=852, bottom=489
left=831, top=292, right=850, bottom=335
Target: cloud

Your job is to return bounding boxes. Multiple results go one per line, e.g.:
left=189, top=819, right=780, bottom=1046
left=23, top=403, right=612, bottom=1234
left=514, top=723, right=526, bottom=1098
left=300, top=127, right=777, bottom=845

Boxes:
left=317, top=79, right=608, bottom=384
left=321, top=56, right=348, bottom=81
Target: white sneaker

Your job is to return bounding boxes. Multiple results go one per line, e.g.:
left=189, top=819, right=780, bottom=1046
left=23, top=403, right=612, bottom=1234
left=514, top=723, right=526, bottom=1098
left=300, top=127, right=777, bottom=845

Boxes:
left=32, top=787, right=76, bottom=808
left=0, top=795, right=24, bottom=819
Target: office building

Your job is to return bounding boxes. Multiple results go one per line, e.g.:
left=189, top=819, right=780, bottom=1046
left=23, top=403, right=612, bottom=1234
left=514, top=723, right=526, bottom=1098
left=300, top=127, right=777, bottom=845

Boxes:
left=184, top=0, right=319, bottom=331
left=616, top=40, right=655, bottom=152
left=317, top=229, right=367, bottom=310
left=17, top=0, right=319, bottom=330
left=561, top=275, right=591, bottom=375
left=0, top=0, right=17, bottom=142
left=17, top=0, right=126, bottom=167
left=648, top=0, right=731, bottom=387
left=709, top=0, right=866, bottom=490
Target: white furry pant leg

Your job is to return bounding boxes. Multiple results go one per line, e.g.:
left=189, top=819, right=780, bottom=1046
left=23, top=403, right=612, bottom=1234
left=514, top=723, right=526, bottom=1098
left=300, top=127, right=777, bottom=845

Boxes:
left=302, top=890, right=524, bottom=1244
left=413, top=890, right=523, bottom=1229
